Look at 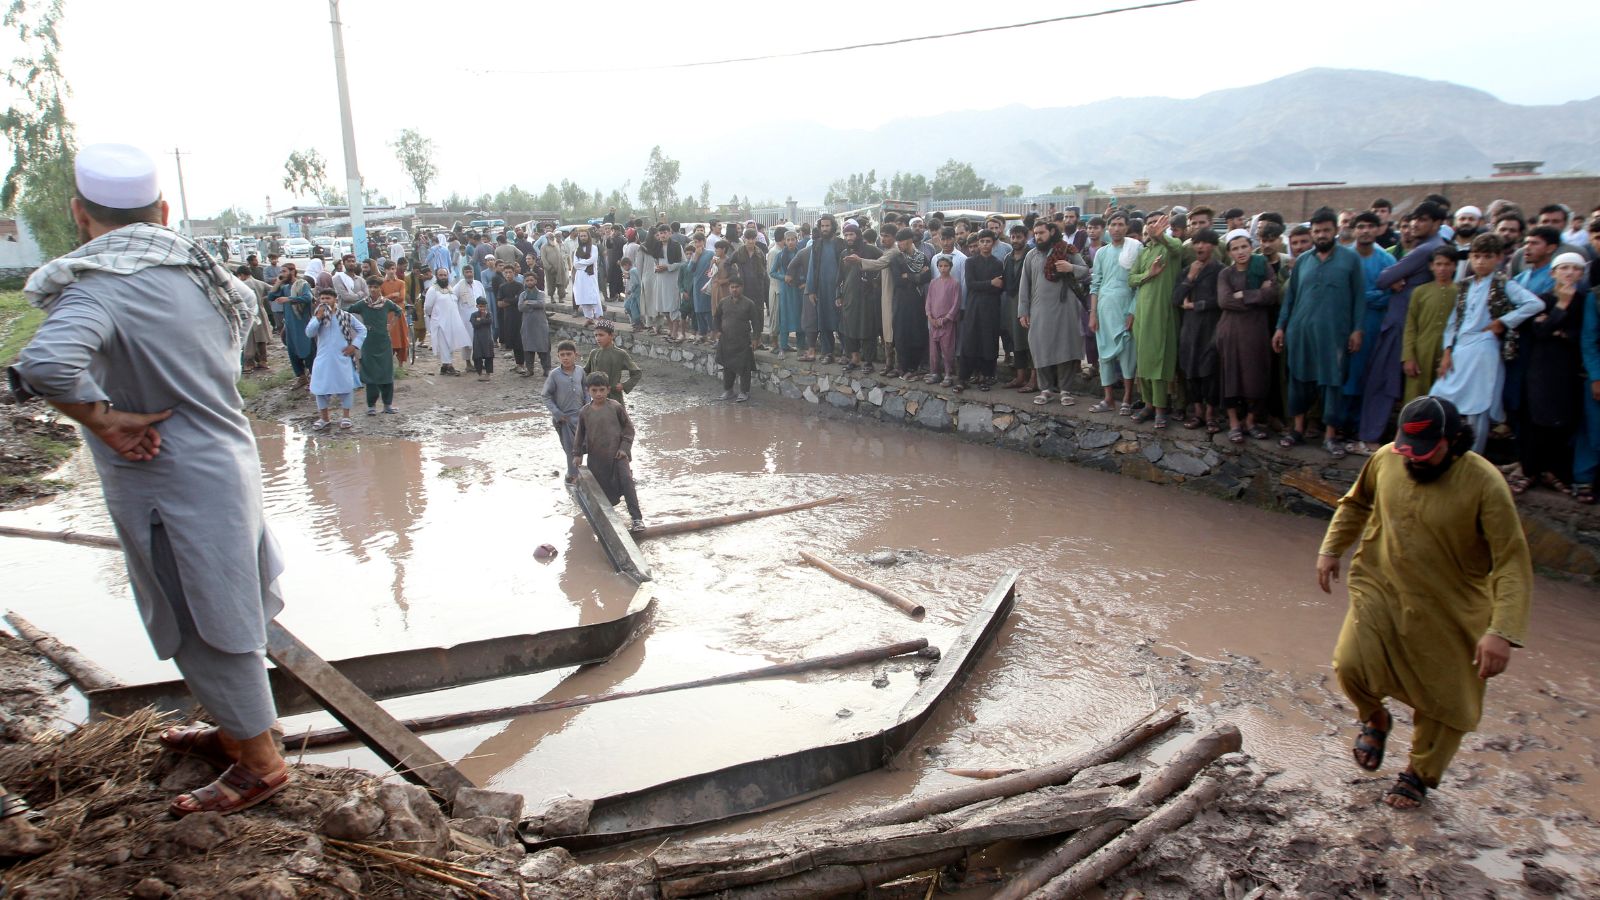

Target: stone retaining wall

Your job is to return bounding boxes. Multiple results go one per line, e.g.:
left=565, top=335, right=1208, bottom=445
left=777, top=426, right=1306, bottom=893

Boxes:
left=548, top=314, right=1600, bottom=582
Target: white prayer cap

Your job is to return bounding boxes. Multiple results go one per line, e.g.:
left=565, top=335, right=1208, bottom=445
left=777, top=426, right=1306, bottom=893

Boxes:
left=1222, top=228, right=1252, bottom=247
left=1454, top=205, right=1482, bottom=219
left=74, top=143, right=160, bottom=209
left=1552, top=252, right=1587, bottom=270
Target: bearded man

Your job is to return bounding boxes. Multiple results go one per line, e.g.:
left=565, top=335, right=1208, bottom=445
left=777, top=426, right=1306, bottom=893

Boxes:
left=1317, top=396, right=1531, bottom=810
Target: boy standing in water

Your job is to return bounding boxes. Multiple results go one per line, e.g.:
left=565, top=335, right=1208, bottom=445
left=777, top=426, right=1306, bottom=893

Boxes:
left=584, top=322, right=643, bottom=407
left=543, top=340, right=586, bottom=483
left=574, top=372, right=645, bottom=531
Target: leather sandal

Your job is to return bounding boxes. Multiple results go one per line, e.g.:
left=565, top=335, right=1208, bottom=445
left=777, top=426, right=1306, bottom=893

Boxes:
left=159, top=725, right=235, bottom=770
left=169, top=763, right=291, bottom=818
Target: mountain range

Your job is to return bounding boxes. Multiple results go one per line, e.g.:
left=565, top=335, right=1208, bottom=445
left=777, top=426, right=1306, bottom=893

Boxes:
left=673, top=68, right=1600, bottom=202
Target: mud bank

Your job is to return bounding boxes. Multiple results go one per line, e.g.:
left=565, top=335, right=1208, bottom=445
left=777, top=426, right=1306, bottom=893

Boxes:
left=0, top=398, right=79, bottom=510
left=548, top=312, right=1600, bottom=583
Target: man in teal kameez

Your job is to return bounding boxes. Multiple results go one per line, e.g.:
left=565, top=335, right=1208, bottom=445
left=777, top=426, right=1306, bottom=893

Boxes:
left=1129, top=213, right=1182, bottom=427
left=1273, top=210, right=1365, bottom=457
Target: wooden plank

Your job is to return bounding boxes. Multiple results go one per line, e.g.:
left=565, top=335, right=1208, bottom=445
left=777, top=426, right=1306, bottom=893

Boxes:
left=1281, top=468, right=1346, bottom=506
left=633, top=496, right=848, bottom=540
left=569, top=469, right=652, bottom=583
left=265, top=622, right=474, bottom=804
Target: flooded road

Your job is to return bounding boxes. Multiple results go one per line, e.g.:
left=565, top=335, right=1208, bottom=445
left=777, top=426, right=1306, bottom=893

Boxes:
left=3, top=372, right=1598, bottom=890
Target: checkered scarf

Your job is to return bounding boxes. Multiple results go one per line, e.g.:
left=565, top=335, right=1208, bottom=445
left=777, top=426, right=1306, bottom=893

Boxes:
left=24, top=222, right=258, bottom=348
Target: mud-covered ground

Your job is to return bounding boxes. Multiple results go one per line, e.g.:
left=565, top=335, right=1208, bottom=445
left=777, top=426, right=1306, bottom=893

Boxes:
left=229, top=345, right=1600, bottom=899
left=0, top=395, right=79, bottom=510
left=3, top=334, right=1595, bottom=898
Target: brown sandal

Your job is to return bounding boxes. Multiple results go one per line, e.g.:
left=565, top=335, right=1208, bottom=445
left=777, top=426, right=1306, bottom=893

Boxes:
left=159, top=725, right=234, bottom=770
left=169, top=763, right=291, bottom=817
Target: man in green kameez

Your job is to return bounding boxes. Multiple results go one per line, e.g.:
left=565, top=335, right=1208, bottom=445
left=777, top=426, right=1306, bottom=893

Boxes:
left=583, top=321, right=643, bottom=408
left=1129, top=213, right=1182, bottom=428
left=346, top=282, right=405, bottom=415
left=1316, top=396, right=1531, bottom=809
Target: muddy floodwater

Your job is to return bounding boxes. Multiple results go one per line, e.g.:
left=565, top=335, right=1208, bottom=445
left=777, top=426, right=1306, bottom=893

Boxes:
left=4, top=378, right=1599, bottom=891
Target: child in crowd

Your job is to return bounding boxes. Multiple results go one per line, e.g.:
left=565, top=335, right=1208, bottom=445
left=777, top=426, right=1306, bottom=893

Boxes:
left=620, top=256, right=641, bottom=328
left=925, top=255, right=960, bottom=386
left=584, top=321, right=643, bottom=407
left=542, top=339, right=586, bottom=483
left=574, top=372, right=645, bottom=531
left=470, top=297, right=495, bottom=380
left=1401, top=247, right=1461, bottom=404
left=714, top=267, right=758, bottom=402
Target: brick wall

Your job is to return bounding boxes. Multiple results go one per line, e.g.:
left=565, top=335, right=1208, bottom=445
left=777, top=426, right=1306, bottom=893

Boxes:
left=1083, top=175, right=1600, bottom=221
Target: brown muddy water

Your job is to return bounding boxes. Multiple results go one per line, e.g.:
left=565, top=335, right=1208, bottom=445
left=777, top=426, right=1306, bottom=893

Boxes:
left=3, top=384, right=1599, bottom=888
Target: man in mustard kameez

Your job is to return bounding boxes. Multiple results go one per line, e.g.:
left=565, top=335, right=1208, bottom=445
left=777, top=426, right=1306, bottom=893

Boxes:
left=1316, top=395, right=1531, bottom=809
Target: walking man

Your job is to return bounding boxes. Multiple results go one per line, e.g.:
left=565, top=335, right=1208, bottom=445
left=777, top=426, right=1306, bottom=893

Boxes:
left=1318, top=396, right=1531, bottom=809
left=8, top=144, right=291, bottom=816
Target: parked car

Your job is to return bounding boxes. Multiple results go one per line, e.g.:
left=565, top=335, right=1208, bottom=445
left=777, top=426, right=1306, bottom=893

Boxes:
left=283, top=238, right=312, bottom=258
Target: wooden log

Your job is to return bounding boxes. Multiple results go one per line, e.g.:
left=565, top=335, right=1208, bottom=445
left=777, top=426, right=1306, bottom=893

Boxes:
left=294, top=637, right=931, bottom=748
left=715, top=849, right=968, bottom=900
left=653, top=787, right=1134, bottom=897
left=1280, top=468, right=1346, bottom=506
left=991, top=723, right=1242, bottom=900
left=943, top=767, right=1023, bottom=779
left=3, top=611, right=121, bottom=692
left=835, top=708, right=1185, bottom=831
left=0, top=524, right=120, bottom=550
left=1031, top=776, right=1223, bottom=899
left=798, top=550, right=924, bottom=618
left=633, top=495, right=848, bottom=540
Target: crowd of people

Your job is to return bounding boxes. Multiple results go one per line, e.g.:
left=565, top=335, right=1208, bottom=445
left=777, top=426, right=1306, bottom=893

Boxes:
left=233, top=192, right=1600, bottom=502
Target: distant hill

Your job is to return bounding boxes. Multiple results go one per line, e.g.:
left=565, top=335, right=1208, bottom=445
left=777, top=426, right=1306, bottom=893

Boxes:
left=677, top=68, right=1600, bottom=202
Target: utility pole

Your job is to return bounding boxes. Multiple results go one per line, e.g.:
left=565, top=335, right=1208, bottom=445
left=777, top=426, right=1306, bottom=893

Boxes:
left=171, top=148, right=192, bottom=237
left=327, top=0, right=367, bottom=261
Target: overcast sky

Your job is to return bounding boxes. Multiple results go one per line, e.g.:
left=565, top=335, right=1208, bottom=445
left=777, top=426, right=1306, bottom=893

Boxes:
left=25, top=0, right=1600, bottom=217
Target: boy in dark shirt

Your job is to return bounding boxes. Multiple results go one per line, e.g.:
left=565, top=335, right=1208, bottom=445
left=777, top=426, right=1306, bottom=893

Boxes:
left=574, top=372, right=645, bottom=530
left=470, top=297, right=495, bottom=380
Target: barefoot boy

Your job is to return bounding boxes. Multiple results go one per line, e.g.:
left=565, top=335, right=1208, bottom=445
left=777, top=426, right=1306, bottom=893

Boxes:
left=574, top=373, right=645, bottom=531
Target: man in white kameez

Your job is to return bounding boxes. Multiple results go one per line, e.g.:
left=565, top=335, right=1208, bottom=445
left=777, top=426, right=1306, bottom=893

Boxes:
left=9, top=144, right=291, bottom=817
left=424, top=267, right=470, bottom=375
left=1431, top=232, right=1543, bottom=454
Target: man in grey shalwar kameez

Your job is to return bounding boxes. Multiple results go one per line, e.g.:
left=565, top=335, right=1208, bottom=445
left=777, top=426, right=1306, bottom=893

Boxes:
left=7, top=144, right=291, bottom=818
left=1017, top=220, right=1089, bottom=406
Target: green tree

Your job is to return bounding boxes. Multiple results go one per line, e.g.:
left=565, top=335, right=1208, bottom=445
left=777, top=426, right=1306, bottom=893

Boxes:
left=282, top=149, right=330, bottom=201
left=1004, top=184, right=1025, bottom=197
left=215, top=206, right=255, bottom=229
left=534, top=183, right=560, bottom=212
left=929, top=159, right=998, bottom=200
left=825, top=169, right=879, bottom=207
left=1162, top=180, right=1221, bottom=192
left=698, top=180, right=710, bottom=211
left=389, top=128, right=438, bottom=202
left=0, top=0, right=76, bottom=259
left=559, top=179, right=587, bottom=213
left=637, top=145, right=681, bottom=214
left=886, top=171, right=929, bottom=200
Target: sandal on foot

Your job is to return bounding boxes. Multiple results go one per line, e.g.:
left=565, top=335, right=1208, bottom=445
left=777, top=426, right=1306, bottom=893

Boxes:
left=159, top=725, right=234, bottom=770
left=1118, top=403, right=1133, bottom=417
left=1249, top=425, right=1270, bottom=440
left=1206, top=418, right=1223, bottom=435
left=1279, top=430, right=1304, bottom=448
left=1154, top=413, right=1169, bottom=429
left=1229, top=428, right=1246, bottom=444
left=1130, top=407, right=1154, bottom=424
left=1385, top=771, right=1427, bottom=809
left=1352, top=716, right=1388, bottom=771
left=1323, top=438, right=1347, bottom=459
left=1573, top=483, right=1596, bottom=504
left=1507, top=473, right=1531, bottom=495
left=1088, top=400, right=1115, bottom=414
left=1539, top=472, right=1569, bottom=494
left=170, top=763, right=291, bottom=818
left=1017, top=384, right=1039, bottom=394
left=1182, top=416, right=1203, bottom=430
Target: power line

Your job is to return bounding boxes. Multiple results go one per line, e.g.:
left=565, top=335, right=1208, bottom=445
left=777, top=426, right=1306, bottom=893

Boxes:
left=471, top=0, right=1199, bottom=77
